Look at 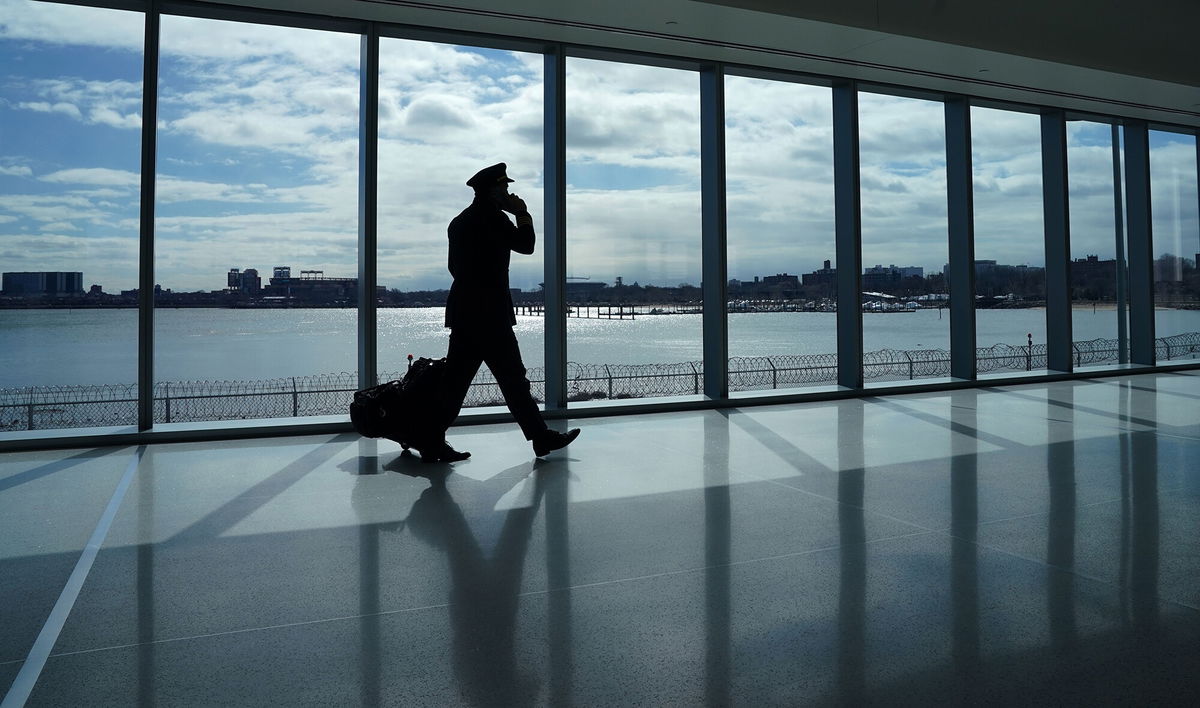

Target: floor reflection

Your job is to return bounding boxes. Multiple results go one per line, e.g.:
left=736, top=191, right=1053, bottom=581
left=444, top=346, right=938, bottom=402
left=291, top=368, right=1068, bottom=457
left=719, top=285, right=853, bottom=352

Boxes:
left=137, top=447, right=155, bottom=708
left=837, top=402, right=866, bottom=705
left=704, top=412, right=731, bottom=708
left=404, top=468, right=548, bottom=705
left=949, top=391, right=980, bottom=694
left=1126, top=382, right=1160, bottom=635
left=542, top=455, right=573, bottom=707
left=356, top=438, right=381, bottom=708
left=1046, top=386, right=1077, bottom=652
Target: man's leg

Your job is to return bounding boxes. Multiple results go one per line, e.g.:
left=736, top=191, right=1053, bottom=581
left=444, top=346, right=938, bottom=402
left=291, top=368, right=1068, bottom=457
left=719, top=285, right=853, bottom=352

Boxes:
left=431, top=328, right=485, bottom=456
left=482, top=326, right=548, bottom=441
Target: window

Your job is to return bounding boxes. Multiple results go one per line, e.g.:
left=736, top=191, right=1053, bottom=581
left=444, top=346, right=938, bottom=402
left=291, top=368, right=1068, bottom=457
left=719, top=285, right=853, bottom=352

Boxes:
left=154, top=15, right=360, bottom=422
left=971, top=106, right=1046, bottom=375
left=0, top=1, right=143, bottom=431
left=1148, top=130, right=1200, bottom=357
left=858, top=92, right=949, bottom=382
left=725, top=75, right=836, bottom=392
left=565, top=57, right=702, bottom=401
left=1067, top=120, right=1126, bottom=365
left=376, top=38, right=544, bottom=408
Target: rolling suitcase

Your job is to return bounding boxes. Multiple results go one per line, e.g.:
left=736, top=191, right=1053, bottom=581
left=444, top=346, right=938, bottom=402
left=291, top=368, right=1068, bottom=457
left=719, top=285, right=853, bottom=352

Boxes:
left=350, top=355, right=447, bottom=449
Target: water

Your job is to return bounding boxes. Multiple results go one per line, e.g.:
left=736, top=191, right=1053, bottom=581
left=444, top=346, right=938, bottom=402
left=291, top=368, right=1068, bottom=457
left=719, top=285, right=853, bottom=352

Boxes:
left=2, top=306, right=1198, bottom=388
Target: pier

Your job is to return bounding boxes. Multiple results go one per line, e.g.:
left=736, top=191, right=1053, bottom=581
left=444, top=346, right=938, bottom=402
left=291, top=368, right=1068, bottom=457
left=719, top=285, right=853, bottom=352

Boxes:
left=514, top=303, right=636, bottom=320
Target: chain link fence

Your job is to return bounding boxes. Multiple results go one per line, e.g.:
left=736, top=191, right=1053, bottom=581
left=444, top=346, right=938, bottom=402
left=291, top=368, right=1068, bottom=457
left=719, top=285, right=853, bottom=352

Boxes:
left=3, top=332, right=1198, bottom=432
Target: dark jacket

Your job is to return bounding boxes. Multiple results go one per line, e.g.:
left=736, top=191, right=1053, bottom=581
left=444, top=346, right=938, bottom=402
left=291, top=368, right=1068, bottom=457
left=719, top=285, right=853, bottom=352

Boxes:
left=444, top=196, right=535, bottom=329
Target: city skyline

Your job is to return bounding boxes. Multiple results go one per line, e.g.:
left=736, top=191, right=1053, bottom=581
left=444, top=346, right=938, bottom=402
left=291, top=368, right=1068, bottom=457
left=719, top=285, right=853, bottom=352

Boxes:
left=9, top=250, right=1200, bottom=301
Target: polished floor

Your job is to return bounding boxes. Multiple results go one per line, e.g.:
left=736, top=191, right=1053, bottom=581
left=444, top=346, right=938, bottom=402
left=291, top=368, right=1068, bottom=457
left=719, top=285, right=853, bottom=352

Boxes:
left=2, top=371, right=1199, bottom=706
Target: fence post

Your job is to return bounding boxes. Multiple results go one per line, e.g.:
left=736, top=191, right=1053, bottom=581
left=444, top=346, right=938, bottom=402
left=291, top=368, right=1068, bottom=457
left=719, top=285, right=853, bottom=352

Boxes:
left=604, top=365, right=613, bottom=399
left=164, top=383, right=171, bottom=424
left=1073, top=343, right=1081, bottom=367
left=690, top=362, right=699, bottom=395
left=1164, top=341, right=1172, bottom=360
left=905, top=351, right=914, bottom=380
left=292, top=377, right=299, bottom=417
left=26, top=387, right=35, bottom=431
left=1026, top=333, right=1033, bottom=371
left=768, top=356, right=777, bottom=389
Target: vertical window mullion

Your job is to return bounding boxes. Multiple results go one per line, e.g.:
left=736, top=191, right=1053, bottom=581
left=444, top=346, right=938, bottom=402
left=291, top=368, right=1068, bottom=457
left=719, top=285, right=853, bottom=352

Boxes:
left=1123, top=121, right=1156, bottom=365
left=358, top=25, right=379, bottom=390
left=945, top=96, right=976, bottom=380
left=1041, top=110, right=1073, bottom=372
left=138, top=5, right=159, bottom=431
left=1112, top=124, right=1129, bottom=364
left=833, top=82, right=863, bottom=389
left=543, top=47, right=567, bottom=411
left=701, top=64, right=728, bottom=400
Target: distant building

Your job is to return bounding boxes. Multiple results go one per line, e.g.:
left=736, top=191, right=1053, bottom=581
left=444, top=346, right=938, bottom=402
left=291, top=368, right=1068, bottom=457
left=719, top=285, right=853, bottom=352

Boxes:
left=802, top=260, right=836, bottom=288
left=266, top=267, right=358, bottom=303
left=862, top=264, right=922, bottom=291
left=120, top=285, right=164, bottom=297
left=1070, top=255, right=1117, bottom=301
left=2, top=271, right=84, bottom=296
left=1071, top=255, right=1114, bottom=277
left=1154, top=253, right=1188, bottom=282
left=564, top=281, right=608, bottom=301
left=760, top=273, right=800, bottom=288
left=227, top=267, right=262, bottom=294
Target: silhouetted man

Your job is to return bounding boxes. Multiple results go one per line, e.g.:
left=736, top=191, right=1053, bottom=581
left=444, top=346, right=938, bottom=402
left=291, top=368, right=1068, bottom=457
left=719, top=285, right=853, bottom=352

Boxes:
left=421, top=163, right=579, bottom=463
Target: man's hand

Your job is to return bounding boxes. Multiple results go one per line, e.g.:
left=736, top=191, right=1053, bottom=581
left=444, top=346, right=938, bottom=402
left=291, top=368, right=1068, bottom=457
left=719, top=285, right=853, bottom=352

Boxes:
left=502, top=193, right=528, bottom=215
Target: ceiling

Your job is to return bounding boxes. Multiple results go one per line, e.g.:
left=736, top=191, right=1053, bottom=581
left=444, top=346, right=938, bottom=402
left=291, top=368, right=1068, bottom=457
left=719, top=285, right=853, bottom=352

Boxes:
left=699, top=0, right=1199, bottom=88
left=214, top=0, right=1200, bottom=128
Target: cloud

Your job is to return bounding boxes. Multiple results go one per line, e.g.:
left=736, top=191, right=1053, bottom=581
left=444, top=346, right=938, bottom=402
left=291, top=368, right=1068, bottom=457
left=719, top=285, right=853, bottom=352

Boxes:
left=0, top=164, right=32, bottom=177
left=404, top=96, right=475, bottom=130
left=40, top=167, right=139, bottom=188
left=0, top=192, right=118, bottom=224
left=17, top=100, right=82, bottom=119
left=11, top=77, right=143, bottom=133
left=39, top=220, right=80, bottom=232
left=0, top=0, right=143, bottom=49
left=89, top=106, right=141, bottom=129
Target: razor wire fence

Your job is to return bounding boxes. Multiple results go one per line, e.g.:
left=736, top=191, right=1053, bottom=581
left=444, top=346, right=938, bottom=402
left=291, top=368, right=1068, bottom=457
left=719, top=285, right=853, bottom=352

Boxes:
left=3, top=332, right=1198, bottom=432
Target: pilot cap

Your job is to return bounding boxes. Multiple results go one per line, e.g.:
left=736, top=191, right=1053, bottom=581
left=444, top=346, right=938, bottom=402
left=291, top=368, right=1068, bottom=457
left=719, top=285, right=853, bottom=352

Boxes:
left=466, top=162, right=515, bottom=189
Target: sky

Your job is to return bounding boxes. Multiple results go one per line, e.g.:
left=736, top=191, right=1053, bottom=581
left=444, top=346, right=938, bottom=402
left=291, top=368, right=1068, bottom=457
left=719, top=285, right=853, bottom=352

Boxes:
left=1, top=0, right=1198, bottom=294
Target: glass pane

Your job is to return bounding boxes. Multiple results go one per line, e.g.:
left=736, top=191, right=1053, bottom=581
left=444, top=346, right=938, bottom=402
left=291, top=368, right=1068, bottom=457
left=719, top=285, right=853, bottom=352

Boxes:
left=725, top=76, right=836, bottom=392
left=1149, top=130, right=1200, bottom=358
left=565, top=58, right=702, bottom=402
left=858, top=93, right=949, bottom=382
left=155, top=16, right=360, bottom=422
left=0, top=1, right=143, bottom=431
left=1067, top=120, right=1126, bottom=366
left=376, top=39, right=544, bottom=408
left=971, top=106, right=1046, bottom=375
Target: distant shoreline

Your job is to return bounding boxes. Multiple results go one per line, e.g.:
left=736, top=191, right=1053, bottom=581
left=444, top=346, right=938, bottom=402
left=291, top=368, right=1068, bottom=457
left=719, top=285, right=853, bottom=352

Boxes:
left=2, top=302, right=1198, bottom=312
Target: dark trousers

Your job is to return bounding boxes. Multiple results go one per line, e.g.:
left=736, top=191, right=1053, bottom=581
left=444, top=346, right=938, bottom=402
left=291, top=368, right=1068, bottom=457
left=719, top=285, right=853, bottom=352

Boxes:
left=442, top=325, right=547, bottom=440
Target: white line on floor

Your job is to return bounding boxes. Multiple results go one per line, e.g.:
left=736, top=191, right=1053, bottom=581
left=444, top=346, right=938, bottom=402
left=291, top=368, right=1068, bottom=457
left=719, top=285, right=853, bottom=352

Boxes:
left=1, top=446, right=143, bottom=708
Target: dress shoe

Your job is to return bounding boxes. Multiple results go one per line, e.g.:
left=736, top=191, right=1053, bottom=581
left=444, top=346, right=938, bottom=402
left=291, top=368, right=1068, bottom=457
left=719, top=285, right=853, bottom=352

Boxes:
left=420, top=442, right=471, bottom=464
left=533, top=428, right=580, bottom=457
